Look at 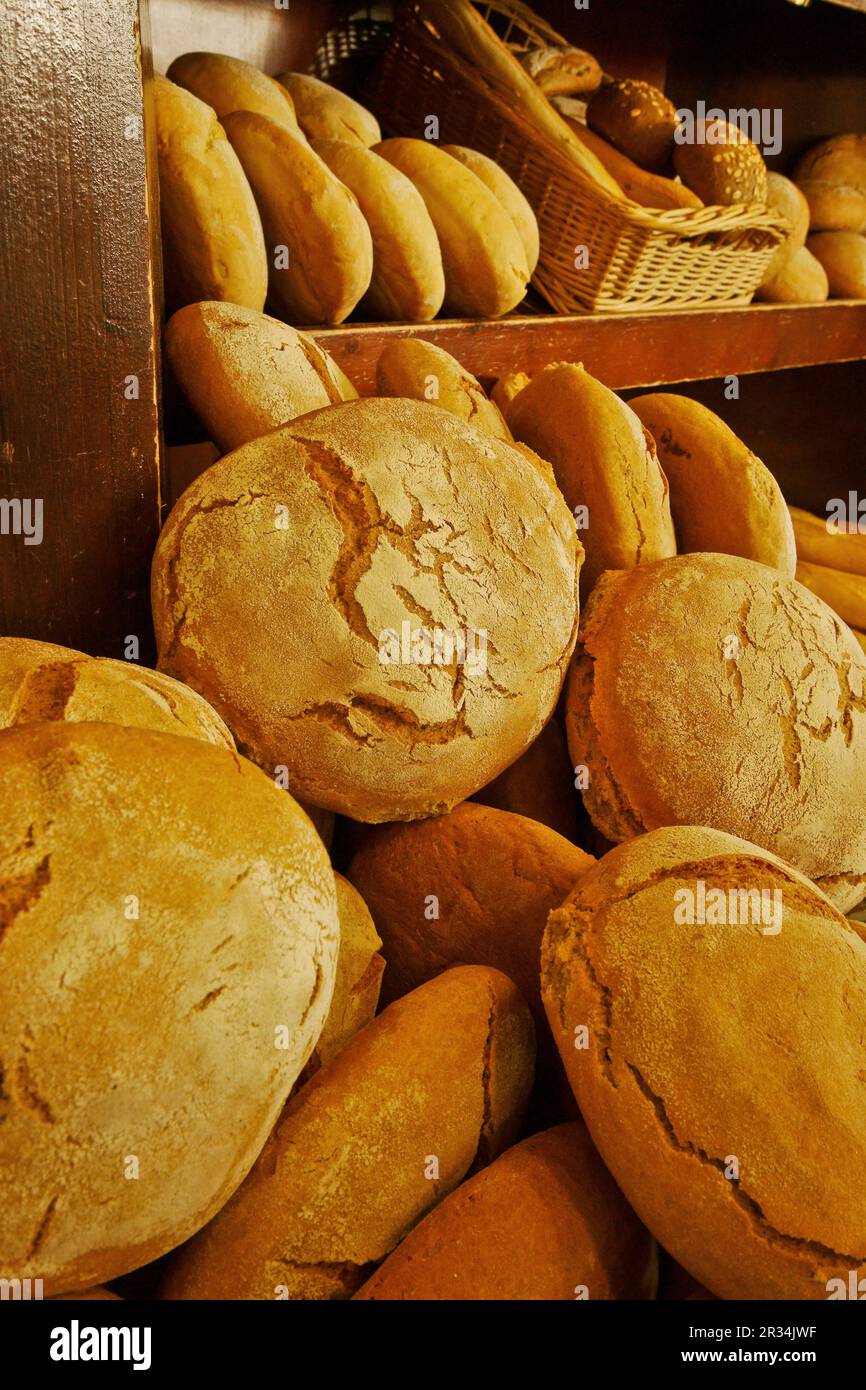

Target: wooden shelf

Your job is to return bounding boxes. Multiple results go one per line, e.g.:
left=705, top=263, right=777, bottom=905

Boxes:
left=312, top=300, right=866, bottom=394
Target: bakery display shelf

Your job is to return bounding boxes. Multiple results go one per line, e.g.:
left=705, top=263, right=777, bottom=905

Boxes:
left=312, top=299, right=866, bottom=394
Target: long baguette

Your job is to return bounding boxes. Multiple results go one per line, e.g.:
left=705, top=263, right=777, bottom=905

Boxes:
left=796, top=560, right=866, bottom=630
left=789, top=505, right=866, bottom=576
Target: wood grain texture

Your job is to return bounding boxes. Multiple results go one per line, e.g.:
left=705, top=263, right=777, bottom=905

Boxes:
left=148, top=0, right=340, bottom=76
left=0, top=0, right=162, bottom=657
left=311, top=301, right=866, bottom=395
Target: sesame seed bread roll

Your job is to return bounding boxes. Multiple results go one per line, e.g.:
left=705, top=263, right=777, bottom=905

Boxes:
left=167, top=52, right=301, bottom=134
left=506, top=362, right=676, bottom=595
left=355, top=1123, right=656, bottom=1300
left=223, top=111, right=374, bottom=325
left=554, top=106, right=703, bottom=210
left=152, top=76, right=267, bottom=313
left=474, top=718, right=580, bottom=841
left=542, top=826, right=866, bottom=1298
left=0, top=722, right=339, bottom=1293
left=587, top=78, right=678, bottom=174
left=310, top=140, right=445, bottom=322
left=152, top=397, right=581, bottom=823
left=441, top=145, right=540, bottom=274
left=160, top=965, right=535, bottom=1300
left=0, top=637, right=234, bottom=747
left=375, top=139, right=530, bottom=318
left=275, top=72, right=381, bottom=148
left=629, top=393, right=797, bottom=575
left=673, top=119, right=768, bottom=205
left=566, top=553, right=866, bottom=911
left=164, top=302, right=358, bottom=453
left=375, top=338, right=511, bottom=440
left=788, top=506, right=866, bottom=576
left=754, top=244, right=829, bottom=304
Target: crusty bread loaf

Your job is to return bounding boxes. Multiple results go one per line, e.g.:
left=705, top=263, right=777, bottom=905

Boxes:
left=223, top=111, right=374, bottom=325
left=310, top=140, right=445, bottom=322
left=441, top=144, right=540, bottom=274
left=554, top=105, right=703, bottom=210
left=506, top=362, right=676, bottom=594
left=519, top=46, right=602, bottom=98
left=152, top=397, right=581, bottom=823
left=375, top=139, right=529, bottom=318
left=164, top=302, right=358, bottom=452
left=807, top=230, right=866, bottom=298
left=630, top=392, right=797, bottom=574
left=152, top=75, right=267, bottom=312
left=491, top=370, right=532, bottom=412
left=474, top=718, right=580, bottom=841
left=159, top=965, right=535, bottom=1299
left=0, top=722, right=339, bottom=1293
left=789, top=505, right=866, bottom=575
left=346, top=801, right=593, bottom=1022
left=542, top=825, right=866, bottom=1298
left=0, top=637, right=234, bottom=746
left=375, top=338, right=511, bottom=440
left=167, top=51, right=301, bottom=133
left=794, top=134, right=866, bottom=233
left=795, top=560, right=866, bottom=630
left=760, top=172, right=810, bottom=282
left=674, top=119, right=768, bottom=205
left=587, top=78, right=678, bottom=174
left=274, top=71, right=381, bottom=148
left=565, top=553, right=866, bottom=911
left=755, top=244, right=829, bottom=304
left=355, top=1123, right=656, bottom=1300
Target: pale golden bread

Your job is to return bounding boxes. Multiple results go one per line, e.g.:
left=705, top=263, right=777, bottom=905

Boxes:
left=789, top=505, right=866, bottom=575
left=795, top=560, right=866, bottom=630
left=441, top=144, right=540, bottom=274
left=760, top=172, right=811, bottom=283
left=755, top=245, right=829, bottom=304
left=794, top=134, right=866, bottom=232
left=274, top=72, right=381, bottom=148
left=375, top=338, right=511, bottom=440
left=167, top=52, right=301, bottom=133
left=807, top=230, right=866, bottom=298
left=520, top=46, right=602, bottom=98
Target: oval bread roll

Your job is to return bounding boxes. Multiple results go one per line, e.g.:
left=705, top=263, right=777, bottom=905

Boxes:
left=167, top=51, right=301, bottom=133
left=506, top=362, right=676, bottom=594
left=565, top=553, right=866, bottom=911
left=0, top=637, right=234, bottom=746
left=151, top=397, right=582, bottom=823
left=441, top=144, right=540, bottom=274
left=159, top=966, right=536, bottom=1299
left=310, top=139, right=445, bottom=322
left=795, top=560, right=866, bottom=631
left=807, top=230, right=866, bottom=298
left=760, top=172, right=810, bottom=283
left=789, top=505, right=866, bottom=576
left=794, top=134, right=866, bottom=232
left=152, top=76, right=267, bottom=313
left=755, top=244, right=829, bottom=304
left=375, top=139, right=530, bottom=318
left=520, top=45, right=602, bottom=98
left=223, top=111, right=374, bottom=325
left=375, top=338, right=511, bottom=440
left=629, top=392, right=797, bottom=574
left=355, top=1123, right=657, bottom=1300
left=674, top=119, right=768, bottom=205
left=164, top=301, right=358, bottom=452
left=0, top=722, right=339, bottom=1292
left=542, top=826, right=866, bottom=1298
left=275, top=71, right=381, bottom=148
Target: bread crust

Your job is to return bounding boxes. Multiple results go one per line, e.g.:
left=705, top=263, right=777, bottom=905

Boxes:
left=441, top=144, right=540, bottom=274
left=807, top=230, right=866, bottom=298
left=755, top=245, right=829, bottom=304
left=795, top=135, right=866, bottom=233
left=674, top=119, right=768, bottom=205
left=587, top=78, right=678, bottom=174
left=375, top=337, right=511, bottom=440
left=167, top=52, right=300, bottom=132
left=275, top=72, right=381, bottom=148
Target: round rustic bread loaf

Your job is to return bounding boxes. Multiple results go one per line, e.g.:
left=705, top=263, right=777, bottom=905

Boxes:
left=152, top=397, right=581, bottom=822
left=566, top=553, right=866, bottom=911
left=807, top=230, right=866, bottom=298
left=794, top=134, right=866, bottom=233
left=542, top=825, right=866, bottom=1298
left=354, top=1122, right=656, bottom=1300
left=167, top=51, right=301, bottom=133
left=375, top=337, right=511, bottom=440
left=0, top=637, right=234, bottom=746
left=674, top=119, right=768, bottom=205
left=587, top=77, right=678, bottom=173
left=755, top=244, right=829, bottom=304
left=0, top=721, right=339, bottom=1293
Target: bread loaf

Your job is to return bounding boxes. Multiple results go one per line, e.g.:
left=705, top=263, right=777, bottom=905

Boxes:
left=355, top=1123, right=656, bottom=1300
left=565, top=553, right=866, bottom=911
left=164, top=302, right=358, bottom=452
left=152, top=76, right=267, bottom=313
left=441, top=144, right=540, bottom=274
left=375, top=139, right=529, bottom=317
left=491, top=370, right=532, bottom=412
left=0, top=722, right=339, bottom=1292
left=310, top=139, right=445, bottom=322
left=474, top=718, right=580, bottom=841
left=542, top=825, right=866, bottom=1298
left=807, top=230, right=866, bottom=298
left=789, top=505, right=866, bottom=575
left=794, top=134, right=866, bottom=232
left=795, top=560, right=866, bottom=630
left=587, top=78, right=678, bottom=174
left=629, top=392, right=797, bottom=574
left=519, top=46, right=602, bottom=98
left=151, top=397, right=581, bottom=822
left=167, top=51, right=301, bottom=133
left=375, top=338, right=511, bottom=440
left=554, top=105, right=703, bottom=210
left=674, top=119, right=768, bottom=205
left=223, top=111, right=374, bottom=325
left=760, top=172, right=810, bottom=282
left=505, top=362, right=676, bottom=594
left=274, top=72, right=381, bottom=148
left=754, top=245, right=829, bottom=304
left=159, top=966, right=535, bottom=1299
left=0, top=637, right=234, bottom=746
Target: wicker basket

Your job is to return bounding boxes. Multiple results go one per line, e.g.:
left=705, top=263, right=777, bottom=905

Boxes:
left=311, top=9, right=393, bottom=97
left=365, top=0, right=789, bottom=314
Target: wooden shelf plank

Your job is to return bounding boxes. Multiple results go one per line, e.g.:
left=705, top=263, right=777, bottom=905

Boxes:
left=312, top=301, right=866, bottom=394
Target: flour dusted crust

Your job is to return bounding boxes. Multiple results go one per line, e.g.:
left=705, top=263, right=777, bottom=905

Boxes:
left=0, top=637, right=234, bottom=747
left=541, top=826, right=866, bottom=1298
left=566, top=553, right=866, bottom=910
left=152, top=397, right=581, bottom=822
left=0, top=721, right=339, bottom=1293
